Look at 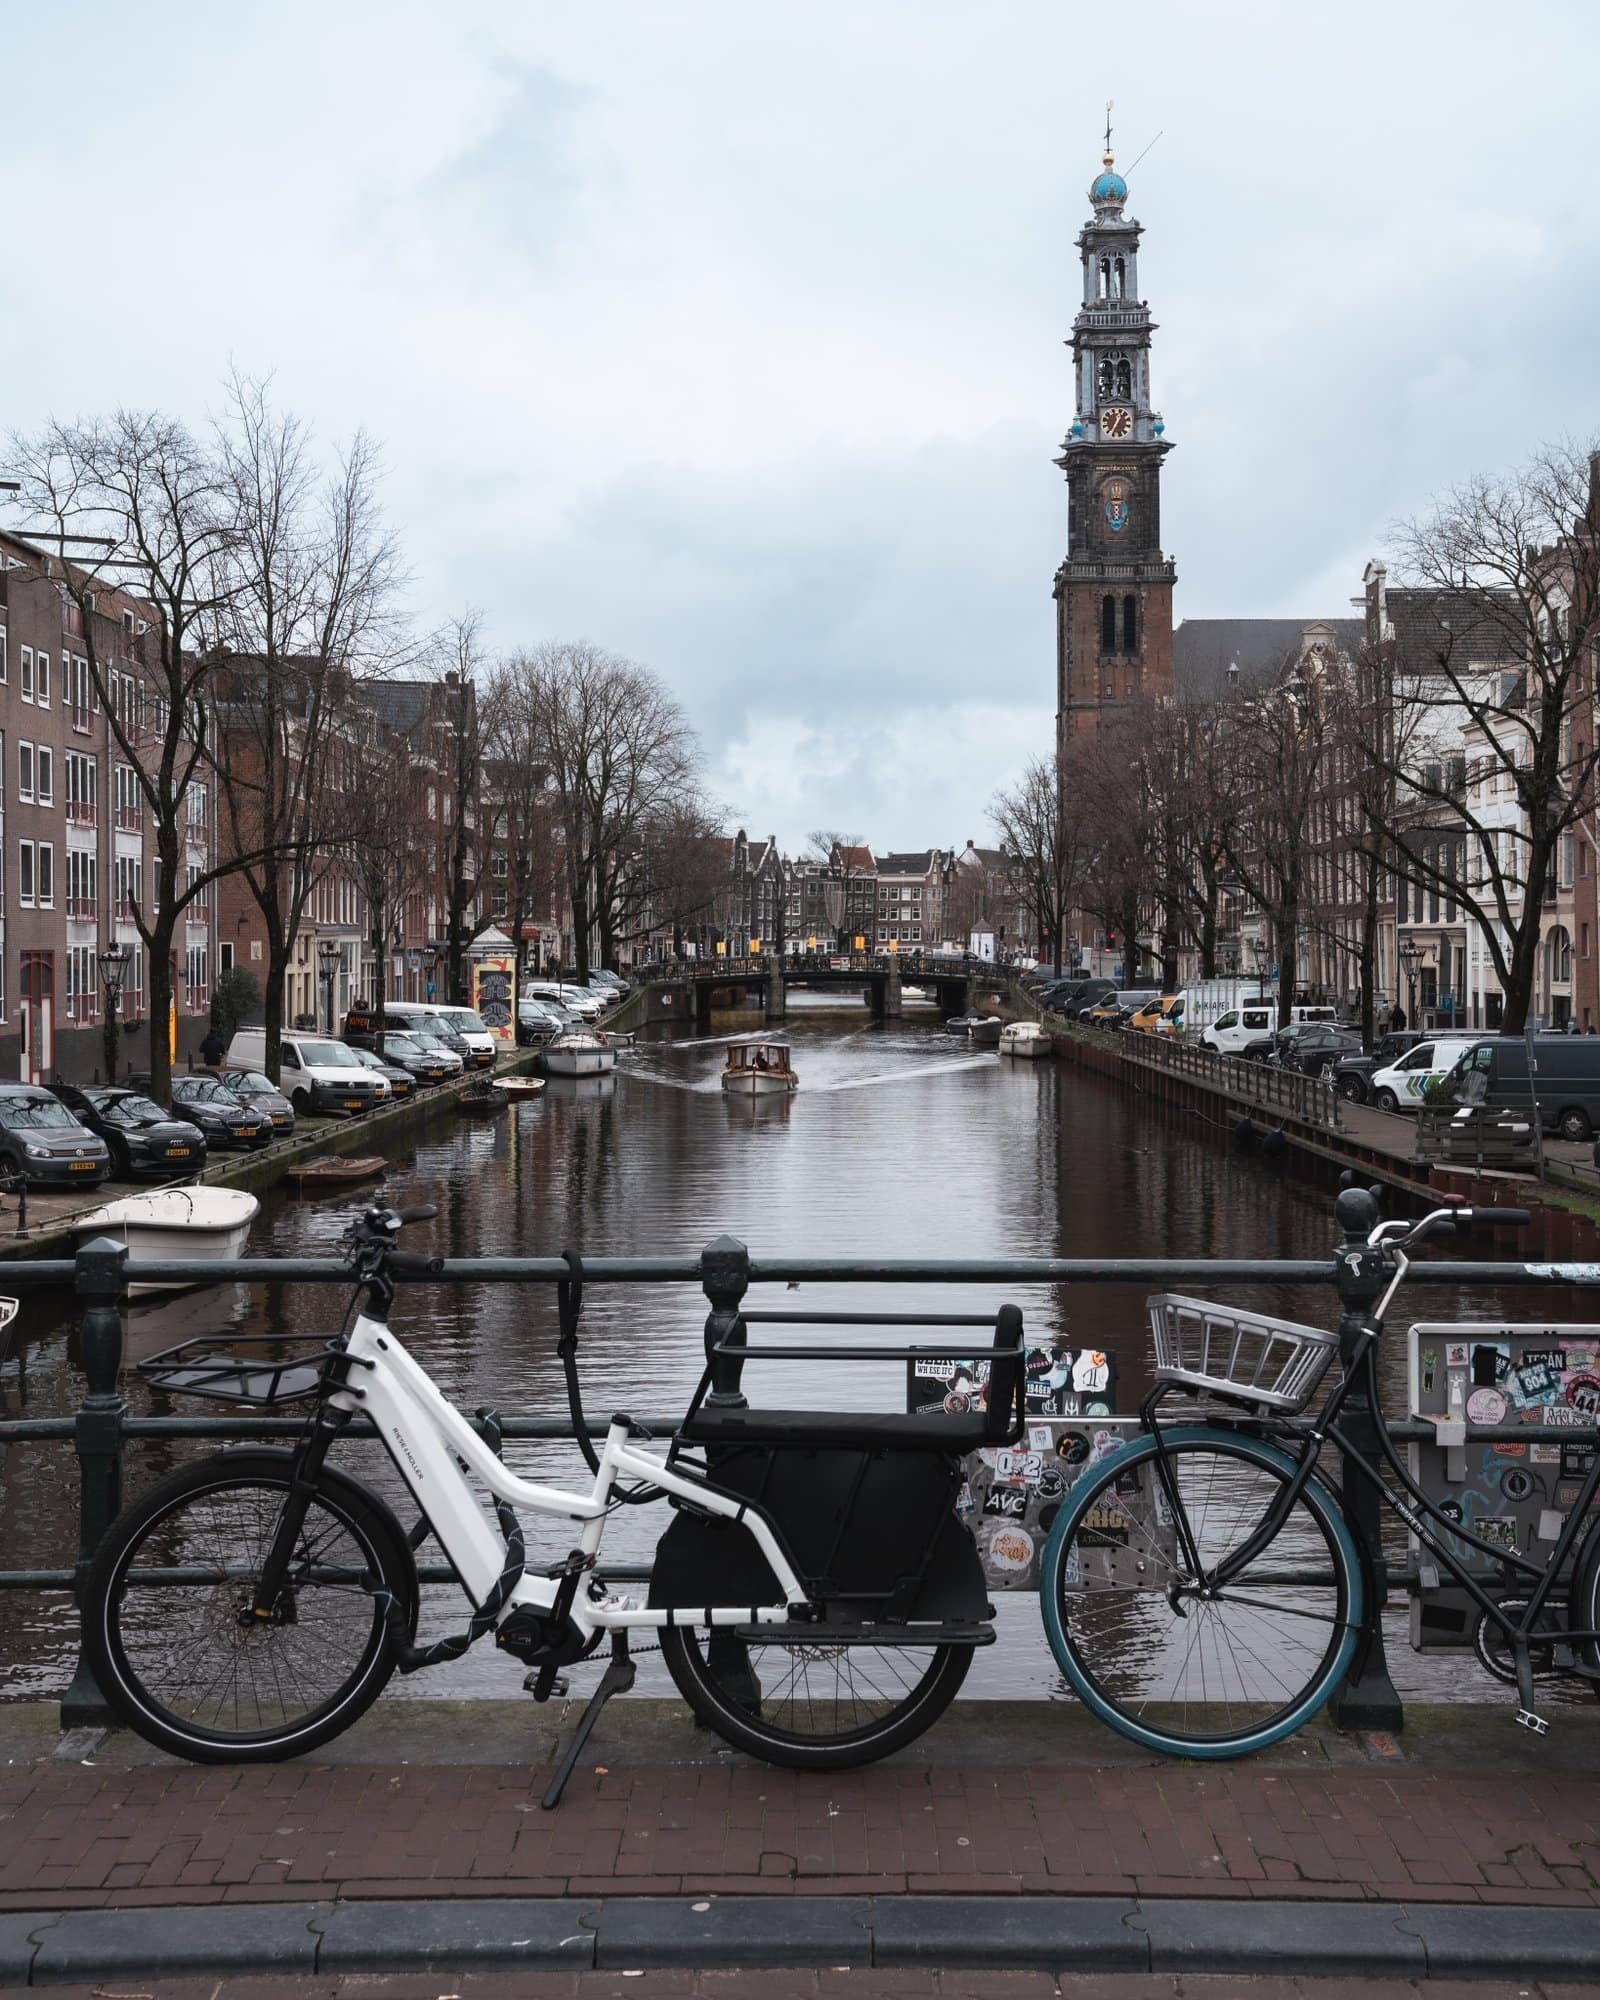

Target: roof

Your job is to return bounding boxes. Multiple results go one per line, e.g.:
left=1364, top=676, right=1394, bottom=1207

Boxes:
left=875, top=849, right=941, bottom=875
left=356, top=681, right=433, bottom=734
left=833, top=843, right=875, bottom=871
left=1173, top=618, right=1363, bottom=700
left=958, top=842, right=1008, bottom=872
left=1382, top=589, right=1523, bottom=674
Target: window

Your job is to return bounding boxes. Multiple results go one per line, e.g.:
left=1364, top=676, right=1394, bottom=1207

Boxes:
left=65, top=752, right=96, bottom=823
left=69, top=655, right=90, bottom=729
left=1122, top=594, right=1138, bottom=655
left=185, top=943, right=209, bottom=1007
left=1101, top=594, right=1117, bottom=654
left=0, top=627, right=6, bottom=684
left=17, top=841, right=33, bottom=906
left=36, top=843, right=53, bottom=907
left=17, top=743, right=33, bottom=803
left=19, top=646, right=32, bottom=703
left=219, top=940, right=235, bottom=975
left=66, top=846, right=96, bottom=919
left=116, top=853, right=139, bottom=920
left=35, top=652, right=49, bottom=708
left=36, top=748, right=52, bottom=807
left=115, top=763, right=140, bottom=828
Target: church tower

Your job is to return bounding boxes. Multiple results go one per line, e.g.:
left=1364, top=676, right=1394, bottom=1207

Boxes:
left=1054, top=133, right=1176, bottom=750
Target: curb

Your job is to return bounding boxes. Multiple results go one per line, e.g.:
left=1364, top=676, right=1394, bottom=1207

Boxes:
left=0, top=1894, right=1596, bottom=1984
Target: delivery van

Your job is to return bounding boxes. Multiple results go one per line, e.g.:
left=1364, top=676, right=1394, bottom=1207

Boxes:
left=226, top=1030, right=385, bottom=1117
left=1451, top=1035, right=1600, bottom=1142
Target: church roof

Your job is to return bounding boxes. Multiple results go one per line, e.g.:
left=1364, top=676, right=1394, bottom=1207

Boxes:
left=1173, top=618, right=1363, bottom=700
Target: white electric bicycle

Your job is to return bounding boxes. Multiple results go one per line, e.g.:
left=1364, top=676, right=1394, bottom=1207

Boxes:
left=82, top=1204, right=1026, bottom=1803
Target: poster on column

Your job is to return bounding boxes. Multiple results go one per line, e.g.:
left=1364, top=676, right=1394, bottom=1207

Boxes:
left=471, top=957, right=516, bottom=1043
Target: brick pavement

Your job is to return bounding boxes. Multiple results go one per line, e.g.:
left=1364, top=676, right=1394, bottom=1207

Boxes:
left=1, top=1752, right=1597, bottom=1913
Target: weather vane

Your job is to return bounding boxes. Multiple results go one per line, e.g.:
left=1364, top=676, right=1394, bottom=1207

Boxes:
left=1103, top=98, right=1114, bottom=163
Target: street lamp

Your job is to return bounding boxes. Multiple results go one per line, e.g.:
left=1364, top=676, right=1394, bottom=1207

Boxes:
left=97, top=943, right=129, bottom=1084
left=1399, top=937, right=1422, bottom=1029
left=423, top=945, right=439, bottom=1002
left=318, top=940, right=338, bottom=1035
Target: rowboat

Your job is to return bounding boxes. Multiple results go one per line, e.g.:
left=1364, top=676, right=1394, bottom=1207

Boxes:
left=455, top=1087, right=509, bottom=1117
left=722, top=1043, right=798, bottom=1096
left=491, top=1076, right=548, bottom=1100
left=282, top=1156, right=388, bottom=1193
left=74, top=1188, right=261, bottom=1294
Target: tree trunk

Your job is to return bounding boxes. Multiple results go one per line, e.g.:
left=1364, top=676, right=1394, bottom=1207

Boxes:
left=262, top=908, right=291, bottom=1082
left=1276, top=905, right=1298, bottom=1030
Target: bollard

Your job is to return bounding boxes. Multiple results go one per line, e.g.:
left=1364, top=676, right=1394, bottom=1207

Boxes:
left=700, top=1234, right=750, bottom=1410
left=60, top=1236, right=129, bottom=1729
left=1327, top=1186, right=1405, bottom=1734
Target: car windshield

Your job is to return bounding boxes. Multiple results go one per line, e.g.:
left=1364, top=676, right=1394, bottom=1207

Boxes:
left=384, top=1034, right=422, bottom=1055
left=109, top=1095, right=168, bottom=1126
left=438, top=1009, right=488, bottom=1033
left=177, top=1078, right=228, bottom=1103
left=349, top=1048, right=381, bottom=1069
left=297, top=1041, right=353, bottom=1069
left=0, top=1098, right=78, bottom=1130
left=411, top=1029, right=451, bottom=1050
left=227, top=1072, right=276, bottom=1094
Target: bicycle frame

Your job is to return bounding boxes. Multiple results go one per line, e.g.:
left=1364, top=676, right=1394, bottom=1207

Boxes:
left=325, top=1308, right=810, bottom=1640
left=1154, top=1315, right=1600, bottom=1663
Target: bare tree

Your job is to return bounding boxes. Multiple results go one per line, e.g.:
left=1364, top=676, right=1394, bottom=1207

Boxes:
left=804, top=831, right=873, bottom=952
left=988, top=757, right=1087, bottom=973
left=481, top=654, right=563, bottom=974
left=7, top=411, right=251, bottom=1097
left=209, top=376, right=403, bottom=1078
left=342, top=717, right=435, bottom=1006
left=433, top=613, right=487, bottom=1003
left=636, top=793, right=728, bottom=956
left=1065, top=722, right=1159, bottom=984
left=1353, top=443, right=1600, bottom=1032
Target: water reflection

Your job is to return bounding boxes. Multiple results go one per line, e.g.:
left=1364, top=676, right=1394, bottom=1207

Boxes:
left=0, top=994, right=1585, bottom=1703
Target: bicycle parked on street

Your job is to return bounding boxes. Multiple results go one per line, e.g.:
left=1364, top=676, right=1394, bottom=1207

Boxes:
left=80, top=1205, right=1027, bottom=1804
left=1038, top=1187, right=1600, bottom=1758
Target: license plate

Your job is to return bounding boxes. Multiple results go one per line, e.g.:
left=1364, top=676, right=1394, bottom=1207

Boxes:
left=344, top=1099, right=362, bottom=1109
left=70, top=1161, right=98, bottom=1173
left=167, top=1147, right=191, bottom=1157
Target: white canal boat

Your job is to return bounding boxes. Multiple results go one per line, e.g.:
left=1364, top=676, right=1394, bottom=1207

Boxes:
left=74, top=1188, right=261, bottom=1294
left=721, top=1043, right=798, bottom=1097
left=998, top=1021, right=1053, bottom=1060
left=543, top=1029, right=618, bottom=1080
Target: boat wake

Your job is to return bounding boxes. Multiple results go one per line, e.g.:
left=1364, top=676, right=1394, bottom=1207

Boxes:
left=807, top=1055, right=994, bottom=1093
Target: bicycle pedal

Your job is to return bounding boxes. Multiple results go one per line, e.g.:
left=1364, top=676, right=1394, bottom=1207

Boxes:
left=1514, top=1707, right=1550, bottom=1736
left=524, top=1671, right=570, bottom=1700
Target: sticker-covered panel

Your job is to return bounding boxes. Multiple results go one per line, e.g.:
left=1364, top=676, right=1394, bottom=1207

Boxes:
left=958, top=1418, right=1140, bottom=1589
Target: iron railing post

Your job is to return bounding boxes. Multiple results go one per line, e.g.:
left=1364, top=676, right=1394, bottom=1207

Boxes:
left=701, top=1234, right=751, bottom=1408
left=60, top=1236, right=129, bottom=1729
left=1327, top=1185, right=1405, bottom=1735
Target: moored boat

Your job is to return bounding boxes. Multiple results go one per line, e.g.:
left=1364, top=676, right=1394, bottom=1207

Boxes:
left=948, top=1013, right=1002, bottom=1047
left=544, top=1029, right=618, bottom=1079
left=282, top=1156, right=388, bottom=1193
left=491, top=1076, right=547, bottom=1100
left=721, top=1043, right=798, bottom=1096
left=998, top=1021, right=1053, bottom=1060
left=73, top=1188, right=261, bottom=1294
left=455, top=1086, right=509, bottom=1117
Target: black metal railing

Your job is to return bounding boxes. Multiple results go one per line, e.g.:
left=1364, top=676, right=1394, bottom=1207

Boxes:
left=2, top=1214, right=1596, bottom=1739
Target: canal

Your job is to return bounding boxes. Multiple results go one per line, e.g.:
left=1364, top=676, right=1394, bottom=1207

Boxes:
left=0, top=993, right=1580, bottom=1705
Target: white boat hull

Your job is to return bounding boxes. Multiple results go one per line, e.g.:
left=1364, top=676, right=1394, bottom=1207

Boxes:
left=544, top=1046, right=617, bottom=1078
left=999, top=1026, right=1053, bottom=1059
left=74, top=1190, right=261, bottom=1295
left=722, top=1070, right=799, bottom=1096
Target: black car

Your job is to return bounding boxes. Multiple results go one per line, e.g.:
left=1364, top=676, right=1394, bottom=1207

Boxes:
left=1278, top=1025, right=1365, bottom=1077
left=346, top=1045, right=414, bottom=1101
left=0, top=1084, right=110, bottom=1187
left=1329, top=1030, right=1430, bottom=1104
left=49, top=1085, right=206, bottom=1181
left=168, top=1074, right=270, bottom=1150
left=379, top=1032, right=456, bottom=1087
left=215, top=1068, right=296, bottom=1135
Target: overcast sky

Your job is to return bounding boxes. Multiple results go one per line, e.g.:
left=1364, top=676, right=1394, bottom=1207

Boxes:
left=3, top=2, right=1597, bottom=851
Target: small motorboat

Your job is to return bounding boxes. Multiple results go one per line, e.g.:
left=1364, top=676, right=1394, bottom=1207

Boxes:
left=544, top=1029, right=618, bottom=1080
left=282, top=1156, right=387, bottom=1193
left=455, top=1085, right=509, bottom=1117
left=491, top=1076, right=548, bottom=1101
left=74, top=1188, right=261, bottom=1294
left=998, top=1021, right=1053, bottom=1060
left=721, top=1043, right=798, bottom=1096
left=948, top=1013, right=1002, bottom=1047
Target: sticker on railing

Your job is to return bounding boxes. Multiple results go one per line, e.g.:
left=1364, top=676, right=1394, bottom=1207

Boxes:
left=1525, top=1263, right=1600, bottom=1283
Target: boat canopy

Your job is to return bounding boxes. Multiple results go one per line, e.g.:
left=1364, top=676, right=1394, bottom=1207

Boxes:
left=724, top=1044, right=793, bottom=1074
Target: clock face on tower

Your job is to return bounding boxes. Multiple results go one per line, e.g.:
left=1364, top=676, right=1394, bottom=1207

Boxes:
left=1100, top=406, right=1132, bottom=440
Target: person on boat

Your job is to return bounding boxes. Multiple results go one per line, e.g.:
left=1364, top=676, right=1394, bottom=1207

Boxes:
left=754, top=1049, right=769, bottom=1070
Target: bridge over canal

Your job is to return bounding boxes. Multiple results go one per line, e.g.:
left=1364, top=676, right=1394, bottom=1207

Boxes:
left=614, top=956, right=1001, bottom=1034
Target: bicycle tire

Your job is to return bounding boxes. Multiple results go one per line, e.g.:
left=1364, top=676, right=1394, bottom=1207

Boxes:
left=659, top=1625, right=971, bottom=1770
left=83, top=1449, right=417, bottom=1764
left=1039, top=1427, right=1362, bottom=1758
left=1565, top=1511, right=1600, bottom=1695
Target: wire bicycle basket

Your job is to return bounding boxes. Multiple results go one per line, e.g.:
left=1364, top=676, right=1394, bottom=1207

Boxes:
left=1148, top=1295, right=1339, bottom=1412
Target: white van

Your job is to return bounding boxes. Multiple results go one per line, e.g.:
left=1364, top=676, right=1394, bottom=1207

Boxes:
left=1368, top=1037, right=1485, bottom=1113
left=392, top=1002, right=497, bottom=1070
left=226, top=1030, right=385, bottom=1117
left=523, top=981, right=605, bottom=1023
left=1201, top=1003, right=1337, bottom=1057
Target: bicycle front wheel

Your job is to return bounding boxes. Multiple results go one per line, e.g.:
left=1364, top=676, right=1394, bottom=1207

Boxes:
left=660, top=1626, right=971, bottom=1770
left=1040, top=1427, right=1363, bottom=1758
left=83, top=1449, right=417, bottom=1764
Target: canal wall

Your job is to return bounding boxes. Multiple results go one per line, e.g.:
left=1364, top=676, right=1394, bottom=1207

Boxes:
left=0, top=1051, right=546, bottom=1267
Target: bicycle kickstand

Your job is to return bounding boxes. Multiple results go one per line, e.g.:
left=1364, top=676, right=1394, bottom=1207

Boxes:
left=540, top=1629, right=637, bottom=1811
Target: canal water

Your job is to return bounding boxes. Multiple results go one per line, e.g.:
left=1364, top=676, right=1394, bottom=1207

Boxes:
left=0, top=994, right=1582, bottom=1705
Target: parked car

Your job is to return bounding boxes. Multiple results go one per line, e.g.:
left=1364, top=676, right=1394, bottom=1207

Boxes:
left=405, top=1026, right=466, bottom=1077
left=49, top=1085, right=206, bottom=1181
left=378, top=1002, right=487, bottom=1069
left=169, top=1074, right=272, bottom=1150
left=425, top=1005, right=498, bottom=1069
left=215, top=1069, right=297, bottom=1135
left=1451, top=1035, right=1600, bottom=1142
left=524, top=981, right=605, bottom=1022
left=1277, top=1025, right=1364, bottom=1078
left=1201, top=1001, right=1278, bottom=1057
left=1329, top=1031, right=1429, bottom=1104
left=341, top=998, right=384, bottom=1051
left=378, top=1032, right=457, bottom=1087
left=1128, top=996, right=1184, bottom=1036
left=346, top=1044, right=413, bottom=1101
left=225, top=1030, right=385, bottom=1118
left=516, top=999, right=569, bottom=1047
left=0, top=1084, right=111, bottom=1188
left=1367, top=1037, right=1485, bottom=1114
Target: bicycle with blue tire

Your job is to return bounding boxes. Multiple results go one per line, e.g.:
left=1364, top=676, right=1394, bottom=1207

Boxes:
left=1039, top=1190, right=1600, bottom=1757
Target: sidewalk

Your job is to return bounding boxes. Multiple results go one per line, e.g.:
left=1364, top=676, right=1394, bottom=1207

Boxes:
left=0, top=1699, right=1597, bottom=1984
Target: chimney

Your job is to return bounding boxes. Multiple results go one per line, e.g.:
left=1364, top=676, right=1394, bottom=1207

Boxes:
left=1587, top=450, right=1600, bottom=535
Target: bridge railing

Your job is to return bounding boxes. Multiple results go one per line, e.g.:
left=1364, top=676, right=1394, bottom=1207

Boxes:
left=0, top=1208, right=1584, bottom=1739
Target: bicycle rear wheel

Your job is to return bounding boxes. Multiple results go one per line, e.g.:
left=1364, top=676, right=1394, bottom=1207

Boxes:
left=1040, top=1427, right=1362, bottom=1757
left=83, top=1449, right=417, bottom=1764
left=660, top=1626, right=970, bottom=1769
